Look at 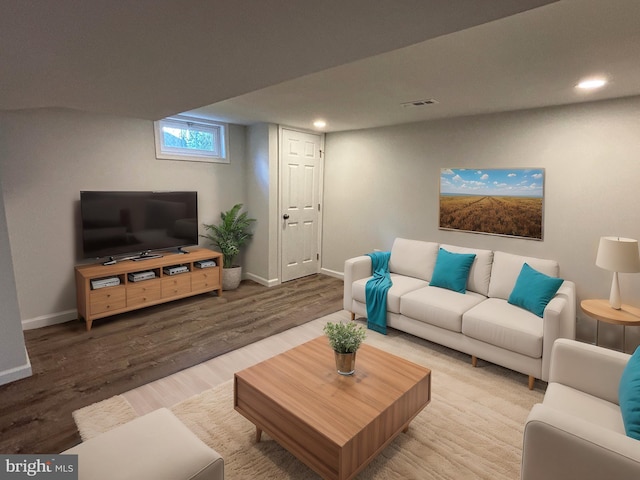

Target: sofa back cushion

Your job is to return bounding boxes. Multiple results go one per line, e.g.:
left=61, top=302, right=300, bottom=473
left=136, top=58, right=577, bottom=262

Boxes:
left=441, top=244, right=493, bottom=296
left=488, top=251, right=560, bottom=300
left=389, top=238, right=439, bottom=281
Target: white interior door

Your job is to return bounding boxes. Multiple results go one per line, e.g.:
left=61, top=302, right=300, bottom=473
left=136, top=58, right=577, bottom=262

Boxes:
left=280, top=128, right=322, bottom=282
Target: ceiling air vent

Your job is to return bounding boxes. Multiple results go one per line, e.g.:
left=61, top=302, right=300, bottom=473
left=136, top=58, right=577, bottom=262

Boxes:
left=401, top=99, right=439, bottom=107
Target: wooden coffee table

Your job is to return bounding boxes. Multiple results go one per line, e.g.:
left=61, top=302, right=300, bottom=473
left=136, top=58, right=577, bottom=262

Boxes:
left=234, top=336, right=431, bottom=480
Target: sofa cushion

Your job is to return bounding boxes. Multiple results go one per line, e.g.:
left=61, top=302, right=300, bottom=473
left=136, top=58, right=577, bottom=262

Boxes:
left=508, top=263, right=564, bottom=317
left=389, top=238, right=439, bottom=281
left=488, top=251, right=560, bottom=300
left=619, top=346, right=640, bottom=440
left=400, top=286, right=486, bottom=332
left=544, top=382, right=626, bottom=434
left=462, top=298, right=543, bottom=358
left=429, top=248, right=476, bottom=294
left=352, top=274, right=427, bottom=314
left=441, top=244, right=493, bottom=296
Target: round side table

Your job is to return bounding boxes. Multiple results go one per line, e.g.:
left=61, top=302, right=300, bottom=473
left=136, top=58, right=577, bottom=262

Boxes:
left=580, top=299, right=640, bottom=353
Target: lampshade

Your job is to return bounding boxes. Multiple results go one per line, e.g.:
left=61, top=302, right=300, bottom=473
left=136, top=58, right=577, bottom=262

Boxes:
left=596, top=236, right=640, bottom=310
left=595, top=237, right=640, bottom=273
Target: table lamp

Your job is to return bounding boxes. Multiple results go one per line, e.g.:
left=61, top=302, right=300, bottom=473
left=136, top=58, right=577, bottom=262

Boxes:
left=595, top=236, right=640, bottom=309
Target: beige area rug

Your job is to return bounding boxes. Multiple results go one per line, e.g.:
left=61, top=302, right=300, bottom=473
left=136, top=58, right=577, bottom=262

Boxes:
left=73, top=312, right=544, bottom=479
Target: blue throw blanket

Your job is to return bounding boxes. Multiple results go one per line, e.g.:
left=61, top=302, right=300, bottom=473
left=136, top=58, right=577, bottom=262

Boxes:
left=365, top=251, right=392, bottom=335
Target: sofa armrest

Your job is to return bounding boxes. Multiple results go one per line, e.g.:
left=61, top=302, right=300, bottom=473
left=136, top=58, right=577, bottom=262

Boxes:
left=549, top=338, right=630, bottom=404
left=540, top=280, right=576, bottom=381
left=551, top=280, right=576, bottom=339
left=522, top=403, right=640, bottom=480
left=343, top=255, right=371, bottom=311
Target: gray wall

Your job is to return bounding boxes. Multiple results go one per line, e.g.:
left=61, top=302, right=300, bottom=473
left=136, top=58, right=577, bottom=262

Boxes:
left=322, top=96, right=640, bottom=351
left=244, top=123, right=279, bottom=286
left=0, top=108, right=247, bottom=330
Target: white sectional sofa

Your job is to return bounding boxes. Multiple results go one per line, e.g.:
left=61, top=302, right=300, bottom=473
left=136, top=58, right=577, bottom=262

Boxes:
left=343, top=238, right=576, bottom=388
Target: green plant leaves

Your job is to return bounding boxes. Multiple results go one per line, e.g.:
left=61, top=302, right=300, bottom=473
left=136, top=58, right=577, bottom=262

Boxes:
left=323, top=321, right=366, bottom=353
left=201, top=203, right=256, bottom=268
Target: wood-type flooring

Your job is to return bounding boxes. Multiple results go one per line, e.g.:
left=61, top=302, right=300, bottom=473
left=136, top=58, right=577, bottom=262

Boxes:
left=0, top=274, right=343, bottom=454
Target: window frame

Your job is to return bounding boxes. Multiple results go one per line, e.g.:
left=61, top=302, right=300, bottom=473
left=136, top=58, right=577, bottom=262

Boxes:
left=153, top=114, right=229, bottom=164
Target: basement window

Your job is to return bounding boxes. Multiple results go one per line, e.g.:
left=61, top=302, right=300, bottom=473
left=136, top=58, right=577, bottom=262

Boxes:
left=154, top=115, right=228, bottom=163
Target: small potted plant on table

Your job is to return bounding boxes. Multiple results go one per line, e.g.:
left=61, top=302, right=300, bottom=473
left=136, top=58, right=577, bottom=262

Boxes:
left=323, top=321, right=367, bottom=375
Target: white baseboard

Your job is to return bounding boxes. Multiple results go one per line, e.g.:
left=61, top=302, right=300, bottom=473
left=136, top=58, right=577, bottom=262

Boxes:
left=243, top=272, right=280, bottom=287
left=0, top=351, right=32, bottom=386
left=22, top=309, right=77, bottom=330
left=320, top=267, right=344, bottom=280
left=243, top=269, right=344, bottom=286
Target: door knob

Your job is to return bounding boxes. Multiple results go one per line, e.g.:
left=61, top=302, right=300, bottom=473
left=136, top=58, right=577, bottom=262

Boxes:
left=283, top=214, right=290, bottom=220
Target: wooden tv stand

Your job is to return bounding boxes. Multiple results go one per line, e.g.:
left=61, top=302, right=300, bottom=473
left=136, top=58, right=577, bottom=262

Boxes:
left=75, top=247, right=222, bottom=331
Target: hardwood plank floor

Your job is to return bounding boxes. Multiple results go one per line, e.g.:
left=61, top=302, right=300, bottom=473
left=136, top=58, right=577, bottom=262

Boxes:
left=0, top=274, right=344, bottom=454
left=123, top=314, right=333, bottom=415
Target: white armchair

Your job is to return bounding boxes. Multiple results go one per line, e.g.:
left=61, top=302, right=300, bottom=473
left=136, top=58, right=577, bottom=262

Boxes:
left=521, top=338, right=640, bottom=479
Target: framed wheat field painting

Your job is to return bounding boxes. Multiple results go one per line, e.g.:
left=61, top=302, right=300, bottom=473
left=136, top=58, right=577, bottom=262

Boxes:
left=439, top=168, right=544, bottom=240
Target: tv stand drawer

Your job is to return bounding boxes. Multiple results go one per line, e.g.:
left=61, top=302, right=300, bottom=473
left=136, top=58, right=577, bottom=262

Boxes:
left=127, top=280, right=161, bottom=307
left=161, top=275, right=191, bottom=298
left=192, top=268, right=220, bottom=291
left=89, top=286, right=126, bottom=315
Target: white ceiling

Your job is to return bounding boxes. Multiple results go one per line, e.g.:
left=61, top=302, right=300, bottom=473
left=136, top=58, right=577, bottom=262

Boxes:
left=2, top=1, right=639, bottom=133
left=0, top=0, right=555, bottom=120
left=189, top=0, right=640, bottom=131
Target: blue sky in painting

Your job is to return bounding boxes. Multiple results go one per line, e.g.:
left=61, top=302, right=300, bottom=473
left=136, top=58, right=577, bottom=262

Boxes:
left=440, top=168, right=544, bottom=197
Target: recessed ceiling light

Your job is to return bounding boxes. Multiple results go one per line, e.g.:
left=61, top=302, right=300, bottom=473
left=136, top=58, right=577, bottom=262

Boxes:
left=576, top=78, right=607, bottom=90
left=313, top=120, right=326, bottom=128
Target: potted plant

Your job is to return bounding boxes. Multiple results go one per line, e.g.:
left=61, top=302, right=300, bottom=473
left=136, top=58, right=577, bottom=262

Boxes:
left=201, top=203, right=256, bottom=290
left=323, top=321, right=367, bottom=375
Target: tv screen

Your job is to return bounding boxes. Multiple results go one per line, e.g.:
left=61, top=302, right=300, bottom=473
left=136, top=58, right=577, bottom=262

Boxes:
left=80, top=191, right=198, bottom=259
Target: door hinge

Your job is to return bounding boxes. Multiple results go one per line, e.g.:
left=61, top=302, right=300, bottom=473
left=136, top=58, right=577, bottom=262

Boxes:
left=317, top=203, right=320, bottom=212
left=320, top=150, right=323, bottom=158
left=317, top=253, right=320, bottom=260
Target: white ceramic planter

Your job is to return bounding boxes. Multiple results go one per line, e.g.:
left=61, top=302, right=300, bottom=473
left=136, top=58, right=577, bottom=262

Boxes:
left=222, top=266, right=242, bottom=290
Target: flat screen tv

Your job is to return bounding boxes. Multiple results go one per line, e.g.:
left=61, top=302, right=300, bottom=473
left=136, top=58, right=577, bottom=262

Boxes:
left=80, top=191, right=198, bottom=259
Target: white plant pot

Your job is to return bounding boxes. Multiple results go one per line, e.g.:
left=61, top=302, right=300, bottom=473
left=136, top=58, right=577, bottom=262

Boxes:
left=222, top=266, right=242, bottom=290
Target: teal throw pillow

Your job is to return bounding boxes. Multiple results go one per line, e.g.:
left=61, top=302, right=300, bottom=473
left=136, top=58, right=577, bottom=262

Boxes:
left=508, top=263, right=563, bottom=317
left=429, top=248, right=476, bottom=294
left=620, top=346, right=640, bottom=440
